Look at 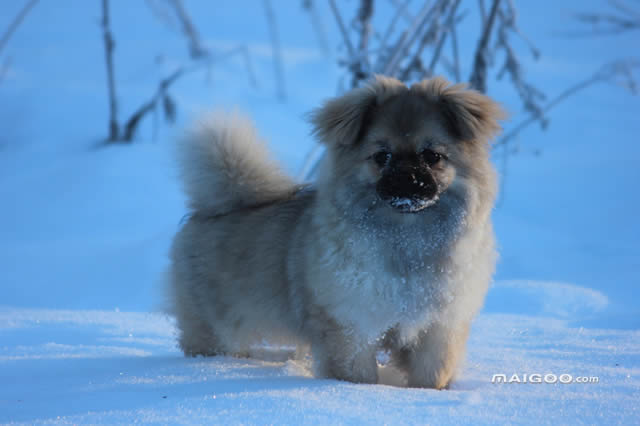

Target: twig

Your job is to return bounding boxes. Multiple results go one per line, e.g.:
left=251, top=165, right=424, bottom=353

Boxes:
left=375, top=0, right=411, bottom=74
left=502, top=0, right=539, bottom=58
left=263, top=0, right=286, bottom=100
left=144, top=0, right=179, bottom=32
left=101, top=0, right=120, bottom=141
left=389, top=0, right=416, bottom=23
left=167, top=0, right=207, bottom=58
left=495, top=5, right=546, bottom=125
left=329, top=0, right=356, bottom=58
left=469, top=0, right=500, bottom=93
left=398, top=1, right=448, bottom=81
left=356, top=0, right=374, bottom=55
left=573, top=12, right=640, bottom=35
left=608, top=0, right=640, bottom=19
left=427, top=0, right=461, bottom=74
left=380, top=0, right=410, bottom=52
left=302, top=0, right=330, bottom=57
left=383, top=1, right=441, bottom=77
left=238, top=45, right=258, bottom=88
left=478, top=0, right=487, bottom=26
left=122, top=67, right=185, bottom=141
left=352, top=0, right=374, bottom=87
left=121, top=47, right=254, bottom=141
left=0, top=0, right=38, bottom=56
left=494, top=74, right=603, bottom=148
left=449, top=11, right=461, bottom=81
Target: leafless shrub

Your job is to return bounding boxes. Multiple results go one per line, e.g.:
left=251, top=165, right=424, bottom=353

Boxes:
left=101, top=0, right=257, bottom=143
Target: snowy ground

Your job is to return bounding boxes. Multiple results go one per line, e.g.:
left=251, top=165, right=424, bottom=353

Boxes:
left=1, top=1, right=639, bottom=424
left=1, top=295, right=639, bottom=424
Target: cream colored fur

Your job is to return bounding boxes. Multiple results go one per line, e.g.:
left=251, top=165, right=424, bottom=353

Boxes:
left=169, top=77, right=504, bottom=388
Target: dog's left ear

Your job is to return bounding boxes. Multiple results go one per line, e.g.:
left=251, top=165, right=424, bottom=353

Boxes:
left=412, top=77, right=506, bottom=143
left=310, top=76, right=407, bottom=146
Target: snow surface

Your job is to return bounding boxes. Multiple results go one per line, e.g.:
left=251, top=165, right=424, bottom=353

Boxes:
left=1, top=302, right=638, bottom=425
left=0, top=0, right=639, bottom=424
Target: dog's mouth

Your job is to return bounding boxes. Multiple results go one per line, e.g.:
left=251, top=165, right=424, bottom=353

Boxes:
left=386, top=196, right=438, bottom=213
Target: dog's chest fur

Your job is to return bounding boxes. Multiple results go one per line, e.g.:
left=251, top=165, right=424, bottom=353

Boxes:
left=304, top=201, right=470, bottom=344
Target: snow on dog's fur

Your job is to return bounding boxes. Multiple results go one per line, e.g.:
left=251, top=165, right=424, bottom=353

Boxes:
left=168, top=76, right=505, bottom=388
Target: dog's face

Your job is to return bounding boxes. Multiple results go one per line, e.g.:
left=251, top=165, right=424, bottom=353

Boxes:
left=311, top=76, right=504, bottom=220
left=360, top=94, right=457, bottom=213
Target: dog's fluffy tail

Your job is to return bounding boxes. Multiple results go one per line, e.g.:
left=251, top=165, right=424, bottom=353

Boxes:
left=177, top=112, right=298, bottom=215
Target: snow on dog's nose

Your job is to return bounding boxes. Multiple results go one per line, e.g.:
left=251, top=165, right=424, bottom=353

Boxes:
left=376, top=164, right=439, bottom=213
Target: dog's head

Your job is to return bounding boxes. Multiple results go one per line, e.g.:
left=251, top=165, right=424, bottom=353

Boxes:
left=310, top=76, right=504, bottom=218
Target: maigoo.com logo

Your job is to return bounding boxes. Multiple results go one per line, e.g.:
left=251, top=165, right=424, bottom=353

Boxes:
left=491, top=373, right=599, bottom=384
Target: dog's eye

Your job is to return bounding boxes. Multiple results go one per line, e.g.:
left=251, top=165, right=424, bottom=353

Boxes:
left=421, top=149, right=443, bottom=166
left=372, top=150, right=392, bottom=167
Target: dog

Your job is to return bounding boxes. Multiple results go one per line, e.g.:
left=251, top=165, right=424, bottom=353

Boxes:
left=168, top=76, right=504, bottom=388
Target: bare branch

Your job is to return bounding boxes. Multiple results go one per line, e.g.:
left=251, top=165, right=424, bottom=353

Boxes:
left=237, top=45, right=258, bottom=88
left=167, top=0, right=207, bottom=58
left=0, top=0, right=38, bottom=56
left=494, top=60, right=639, bottom=149
left=122, top=67, right=185, bottom=141
left=572, top=13, right=640, bottom=36
left=469, top=0, right=500, bottom=92
left=263, top=0, right=286, bottom=100
left=608, top=0, right=640, bottom=19
left=502, top=0, right=540, bottom=58
left=101, top=0, right=120, bottom=142
left=494, top=77, right=599, bottom=148
left=478, top=0, right=487, bottom=27
left=351, top=0, right=374, bottom=87
left=427, top=0, right=461, bottom=75
left=302, top=0, right=330, bottom=56
left=356, top=1, right=374, bottom=59
left=380, top=0, right=410, bottom=53
left=566, top=0, right=640, bottom=36
left=144, top=0, right=179, bottom=32
left=374, top=0, right=413, bottom=77
left=122, top=47, right=256, bottom=142
left=449, top=10, right=461, bottom=81
left=329, top=0, right=356, bottom=58
left=389, top=0, right=415, bottom=23
left=494, top=3, right=546, bottom=128
left=399, top=0, right=450, bottom=82
left=383, top=1, right=442, bottom=77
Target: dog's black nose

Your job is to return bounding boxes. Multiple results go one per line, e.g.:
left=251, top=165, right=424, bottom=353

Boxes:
left=377, top=168, right=438, bottom=202
left=376, top=167, right=439, bottom=213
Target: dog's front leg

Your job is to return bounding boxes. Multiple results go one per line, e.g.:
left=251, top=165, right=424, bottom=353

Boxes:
left=398, top=321, right=470, bottom=389
left=311, top=326, right=378, bottom=384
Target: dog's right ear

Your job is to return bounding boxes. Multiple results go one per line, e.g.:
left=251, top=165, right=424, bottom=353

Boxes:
left=310, top=76, right=407, bottom=146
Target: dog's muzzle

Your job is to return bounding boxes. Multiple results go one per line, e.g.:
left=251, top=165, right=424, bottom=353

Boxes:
left=376, top=167, right=439, bottom=213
